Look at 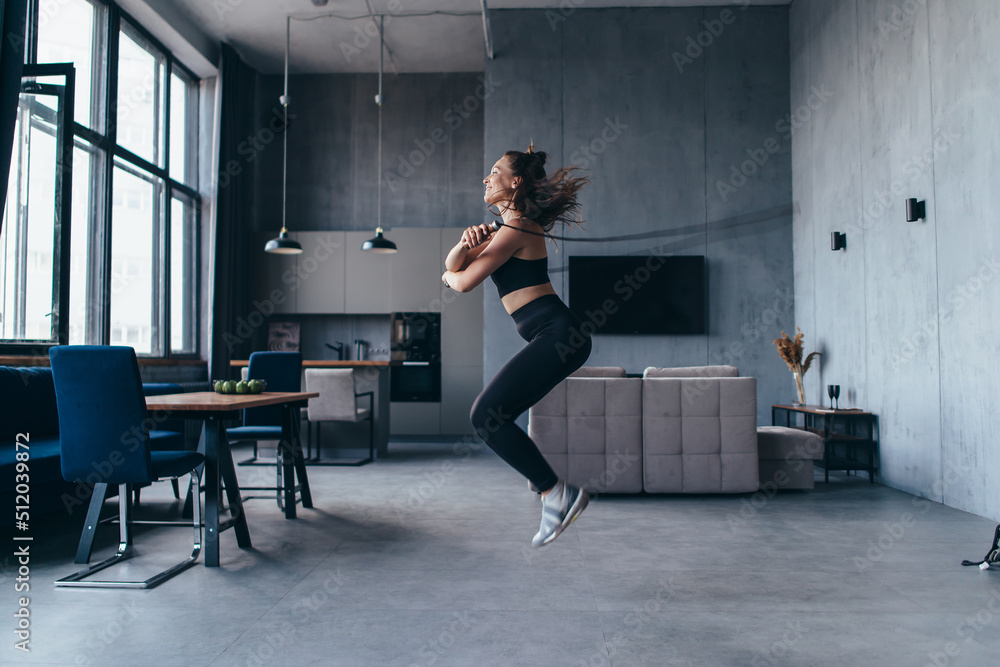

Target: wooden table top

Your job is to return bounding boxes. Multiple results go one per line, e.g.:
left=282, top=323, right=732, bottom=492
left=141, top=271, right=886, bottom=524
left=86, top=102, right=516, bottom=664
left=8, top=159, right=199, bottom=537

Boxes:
left=229, top=360, right=400, bottom=368
left=772, top=404, right=873, bottom=416
left=145, top=391, right=318, bottom=412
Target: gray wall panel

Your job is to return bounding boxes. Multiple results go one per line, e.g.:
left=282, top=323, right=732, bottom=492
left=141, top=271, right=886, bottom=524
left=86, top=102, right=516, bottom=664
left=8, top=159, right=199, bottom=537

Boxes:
left=807, top=0, right=868, bottom=410
left=927, top=0, right=1000, bottom=518
left=485, top=7, right=794, bottom=432
left=792, top=0, right=1000, bottom=520
left=857, top=0, right=941, bottom=498
left=790, top=0, right=815, bottom=398
left=561, top=7, right=708, bottom=375
left=483, top=10, right=565, bottom=430
left=705, top=6, right=795, bottom=423
left=252, top=72, right=484, bottom=233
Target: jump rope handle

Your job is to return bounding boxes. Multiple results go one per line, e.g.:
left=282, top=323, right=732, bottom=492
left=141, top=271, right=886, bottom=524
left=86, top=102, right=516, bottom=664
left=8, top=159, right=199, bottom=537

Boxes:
left=461, top=220, right=504, bottom=249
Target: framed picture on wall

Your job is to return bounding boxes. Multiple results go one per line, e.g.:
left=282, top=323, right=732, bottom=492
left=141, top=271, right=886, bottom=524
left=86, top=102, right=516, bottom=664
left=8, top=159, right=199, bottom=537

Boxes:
left=268, top=322, right=300, bottom=352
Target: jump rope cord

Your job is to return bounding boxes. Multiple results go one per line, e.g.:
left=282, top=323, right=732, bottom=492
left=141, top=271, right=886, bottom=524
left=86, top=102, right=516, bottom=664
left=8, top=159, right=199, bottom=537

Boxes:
left=486, top=202, right=794, bottom=244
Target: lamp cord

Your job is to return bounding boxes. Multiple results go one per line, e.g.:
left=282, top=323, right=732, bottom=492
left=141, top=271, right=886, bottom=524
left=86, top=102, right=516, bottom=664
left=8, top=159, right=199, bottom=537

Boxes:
left=282, top=15, right=289, bottom=233
left=376, top=15, right=383, bottom=231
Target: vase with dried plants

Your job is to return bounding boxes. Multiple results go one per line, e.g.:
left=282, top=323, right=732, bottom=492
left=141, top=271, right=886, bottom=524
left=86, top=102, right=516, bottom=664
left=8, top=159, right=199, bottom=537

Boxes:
left=773, top=328, right=821, bottom=405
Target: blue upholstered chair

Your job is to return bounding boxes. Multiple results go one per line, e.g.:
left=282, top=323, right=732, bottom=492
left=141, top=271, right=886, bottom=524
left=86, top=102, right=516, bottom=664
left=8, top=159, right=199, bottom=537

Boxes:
left=227, top=351, right=304, bottom=510
left=140, top=382, right=188, bottom=501
left=49, top=346, right=204, bottom=589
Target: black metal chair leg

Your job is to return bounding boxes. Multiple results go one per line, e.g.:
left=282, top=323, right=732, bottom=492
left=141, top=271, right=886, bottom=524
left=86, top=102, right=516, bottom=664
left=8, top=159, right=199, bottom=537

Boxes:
left=75, top=482, right=109, bottom=564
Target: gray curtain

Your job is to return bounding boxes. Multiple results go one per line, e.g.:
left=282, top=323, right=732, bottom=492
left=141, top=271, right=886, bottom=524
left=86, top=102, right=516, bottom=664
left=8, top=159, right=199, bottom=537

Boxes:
left=208, top=44, right=257, bottom=381
left=0, top=0, right=28, bottom=236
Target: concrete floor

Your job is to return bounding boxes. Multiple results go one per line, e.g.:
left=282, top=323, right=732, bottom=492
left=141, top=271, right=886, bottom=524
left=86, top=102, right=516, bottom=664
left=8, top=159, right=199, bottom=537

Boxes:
left=2, top=441, right=999, bottom=666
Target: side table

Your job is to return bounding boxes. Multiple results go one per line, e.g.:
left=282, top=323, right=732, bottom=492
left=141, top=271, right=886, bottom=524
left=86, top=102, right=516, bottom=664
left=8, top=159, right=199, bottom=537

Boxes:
left=771, top=404, right=879, bottom=483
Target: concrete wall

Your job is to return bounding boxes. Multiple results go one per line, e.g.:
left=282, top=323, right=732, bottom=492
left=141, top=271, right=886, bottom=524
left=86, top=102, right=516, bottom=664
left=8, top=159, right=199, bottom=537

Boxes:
left=484, top=7, right=795, bottom=429
left=252, top=72, right=485, bottom=232
left=791, top=0, right=1000, bottom=520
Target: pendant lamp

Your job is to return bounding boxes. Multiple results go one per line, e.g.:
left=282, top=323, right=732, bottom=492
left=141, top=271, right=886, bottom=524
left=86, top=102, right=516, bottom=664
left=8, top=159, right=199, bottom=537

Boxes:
left=362, top=17, right=397, bottom=254
left=265, top=16, right=303, bottom=255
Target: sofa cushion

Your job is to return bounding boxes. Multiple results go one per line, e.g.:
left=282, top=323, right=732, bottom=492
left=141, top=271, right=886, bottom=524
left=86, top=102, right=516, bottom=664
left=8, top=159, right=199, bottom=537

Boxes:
left=0, top=436, right=61, bottom=469
left=642, top=377, right=757, bottom=493
left=569, top=366, right=627, bottom=378
left=0, top=366, right=59, bottom=440
left=643, top=365, right=739, bottom=378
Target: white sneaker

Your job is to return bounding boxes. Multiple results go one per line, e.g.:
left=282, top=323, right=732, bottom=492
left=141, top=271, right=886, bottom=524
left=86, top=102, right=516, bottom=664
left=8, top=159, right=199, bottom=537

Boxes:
left=531, top=480, right=589, bottom=548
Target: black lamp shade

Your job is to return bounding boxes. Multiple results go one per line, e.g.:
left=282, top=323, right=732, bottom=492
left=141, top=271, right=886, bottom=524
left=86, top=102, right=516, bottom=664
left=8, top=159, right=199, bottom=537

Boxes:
left=361, top=228, right=397, bottom=253
left=265, top=229, right=302, bottom=255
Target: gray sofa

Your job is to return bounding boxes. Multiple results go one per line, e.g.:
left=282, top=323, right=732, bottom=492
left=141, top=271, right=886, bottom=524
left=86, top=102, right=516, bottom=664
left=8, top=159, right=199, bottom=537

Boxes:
left=528, top=365, right=759, bottom=494
left=528, top=366, right=643, bottom=493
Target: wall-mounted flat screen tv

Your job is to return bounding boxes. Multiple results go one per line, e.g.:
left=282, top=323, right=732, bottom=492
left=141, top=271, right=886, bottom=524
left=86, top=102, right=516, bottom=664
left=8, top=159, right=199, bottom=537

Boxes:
left=568, top=256, right=706, bottom=335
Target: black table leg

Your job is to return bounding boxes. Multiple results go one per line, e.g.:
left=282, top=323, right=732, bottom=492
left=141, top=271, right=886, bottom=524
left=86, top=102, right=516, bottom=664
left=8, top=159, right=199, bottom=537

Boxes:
left=203, top=418, right=253, bottom=566
left=215, top=420, right=252, bottom=548
left=280, top=408, right=297, bottom=519
left=291, top=409, right=312, bottom=509
left=202, top=420, right=221, bottom=566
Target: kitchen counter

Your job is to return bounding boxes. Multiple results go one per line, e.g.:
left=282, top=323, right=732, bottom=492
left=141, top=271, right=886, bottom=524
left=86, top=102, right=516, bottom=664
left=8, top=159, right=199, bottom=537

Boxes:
left=229, top=360, right=401, bottom=367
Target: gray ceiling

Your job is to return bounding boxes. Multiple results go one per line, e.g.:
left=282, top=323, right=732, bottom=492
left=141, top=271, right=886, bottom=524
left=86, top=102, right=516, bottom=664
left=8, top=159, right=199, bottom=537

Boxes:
left=168, top=0, right=791, bottom=74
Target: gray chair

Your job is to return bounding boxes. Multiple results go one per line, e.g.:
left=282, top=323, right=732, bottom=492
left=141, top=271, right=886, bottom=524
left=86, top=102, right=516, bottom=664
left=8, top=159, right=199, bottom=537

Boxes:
left=304, top=369, right=374, bottom=466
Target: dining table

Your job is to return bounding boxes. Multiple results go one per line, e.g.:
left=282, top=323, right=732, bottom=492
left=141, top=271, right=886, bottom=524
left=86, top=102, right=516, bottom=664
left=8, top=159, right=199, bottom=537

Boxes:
left=143, top=391, right=318, bottom=567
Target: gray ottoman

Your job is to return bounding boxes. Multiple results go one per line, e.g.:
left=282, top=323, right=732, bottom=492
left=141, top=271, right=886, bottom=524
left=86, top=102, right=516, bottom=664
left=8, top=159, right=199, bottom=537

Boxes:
left=757, top=426, right=824, bottom=490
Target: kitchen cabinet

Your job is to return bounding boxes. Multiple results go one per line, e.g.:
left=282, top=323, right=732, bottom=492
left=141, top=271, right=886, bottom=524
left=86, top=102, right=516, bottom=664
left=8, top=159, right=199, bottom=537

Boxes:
left=294, top=231, right=346, bottom=313
left=251, top=232, right=297, bottom=314
left=345, top=231, right=393, bottom=313
left=390, top=402, right=441, bottom=435
left=440, top=364, right=483, bottom=434
left=389, top=228, right=442, bottom=311
left=439, top=228, right=484, bottom=366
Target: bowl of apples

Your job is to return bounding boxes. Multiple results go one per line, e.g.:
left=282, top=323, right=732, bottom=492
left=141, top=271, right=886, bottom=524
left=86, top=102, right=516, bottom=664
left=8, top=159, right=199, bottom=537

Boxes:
left=213, top=379, right=266, bottom=394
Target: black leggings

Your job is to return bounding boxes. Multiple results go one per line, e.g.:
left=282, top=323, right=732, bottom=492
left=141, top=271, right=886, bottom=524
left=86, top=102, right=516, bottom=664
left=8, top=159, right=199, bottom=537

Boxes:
left=470, top=294, right=593, bottom=493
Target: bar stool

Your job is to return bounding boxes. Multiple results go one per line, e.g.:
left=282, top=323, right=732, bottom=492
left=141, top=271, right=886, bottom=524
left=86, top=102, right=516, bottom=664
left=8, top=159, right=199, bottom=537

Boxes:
left=304, top=369, right=374, bottom=466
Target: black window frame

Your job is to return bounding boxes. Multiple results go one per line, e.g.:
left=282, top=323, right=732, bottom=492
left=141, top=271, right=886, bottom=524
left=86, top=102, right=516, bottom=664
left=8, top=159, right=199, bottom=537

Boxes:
left=2, top=0, right=202, bottom=358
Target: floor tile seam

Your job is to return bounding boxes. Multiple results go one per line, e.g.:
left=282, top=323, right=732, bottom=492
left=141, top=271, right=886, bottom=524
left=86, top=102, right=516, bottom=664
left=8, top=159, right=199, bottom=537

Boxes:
left=578, top=568, right=910, bottom=575
left=11, top=600, right=282, bottom=611
left=595, top=609, right=974, bottom=616
left=570, top=529, right=604, bottom=615
left=203, top=580, right=311, bottom=666
left=594, top=606, right=615, bottom=667
left=202, top=537, right=366, bottom=661
left=865, top=570, right=978, bottom=612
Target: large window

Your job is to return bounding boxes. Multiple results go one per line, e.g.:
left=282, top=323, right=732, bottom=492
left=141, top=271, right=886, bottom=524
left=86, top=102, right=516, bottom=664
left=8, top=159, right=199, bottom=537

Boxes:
left=3, top=0, right=201, bottom=356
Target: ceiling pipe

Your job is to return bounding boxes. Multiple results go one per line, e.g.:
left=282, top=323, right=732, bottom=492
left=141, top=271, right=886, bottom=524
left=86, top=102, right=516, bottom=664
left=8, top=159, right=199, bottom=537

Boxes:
left=480, top=0, right=494, bottom=61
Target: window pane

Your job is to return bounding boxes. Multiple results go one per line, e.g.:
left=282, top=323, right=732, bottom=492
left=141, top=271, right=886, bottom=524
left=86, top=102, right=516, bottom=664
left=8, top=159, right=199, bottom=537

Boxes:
left=111, top=163, right=161, bottom=355
left=68, top=141, right=97, bottom=344
left=117, top=29, right=165, bottom=166
left=0, top=97, right=58, bottom=342
left=36, top=0, right=98, bottom=129
left=169, top=72, right=189, bottom=184
left=170, top=196, right=195, bottom=353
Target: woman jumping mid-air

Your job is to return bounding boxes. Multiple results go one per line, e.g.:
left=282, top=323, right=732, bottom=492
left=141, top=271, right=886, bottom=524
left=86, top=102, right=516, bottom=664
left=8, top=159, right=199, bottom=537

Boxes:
left=441, top=144, right=592, bottom=548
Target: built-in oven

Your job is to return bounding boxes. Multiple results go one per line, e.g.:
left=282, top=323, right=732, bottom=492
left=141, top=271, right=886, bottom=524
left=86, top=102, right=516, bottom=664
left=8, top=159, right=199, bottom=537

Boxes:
left=391, top=312, right=442, bottom=402
left=390, top=360, right=441, bottom=402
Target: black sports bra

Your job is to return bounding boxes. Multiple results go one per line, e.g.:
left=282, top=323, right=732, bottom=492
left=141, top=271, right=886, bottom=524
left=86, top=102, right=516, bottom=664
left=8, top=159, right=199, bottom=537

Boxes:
left=490, top=254, right=549, bottom=298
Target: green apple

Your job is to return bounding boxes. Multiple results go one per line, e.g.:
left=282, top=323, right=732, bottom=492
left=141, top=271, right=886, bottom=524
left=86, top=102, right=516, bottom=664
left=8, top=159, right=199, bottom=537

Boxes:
left=214, top=380, right=226, bottom=394
left=248, top=379, right=264, bottom=394
left=223, top=380, right=237, bottom=394
left=236, top=380, right=249, bottom=394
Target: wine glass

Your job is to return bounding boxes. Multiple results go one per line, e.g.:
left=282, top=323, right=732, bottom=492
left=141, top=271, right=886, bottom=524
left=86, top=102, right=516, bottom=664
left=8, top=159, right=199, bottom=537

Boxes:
left=833, top=385, right=841, bottom=410
left=827, top=385, right=835, bottom=409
